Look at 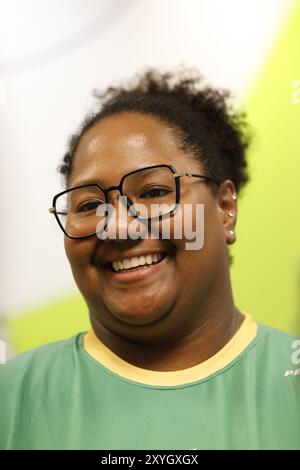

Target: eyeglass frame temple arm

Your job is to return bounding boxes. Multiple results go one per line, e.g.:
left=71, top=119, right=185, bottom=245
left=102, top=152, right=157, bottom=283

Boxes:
left=48, top=207, right=67, bottom=216
left=173, top=172, right=220, bottom=184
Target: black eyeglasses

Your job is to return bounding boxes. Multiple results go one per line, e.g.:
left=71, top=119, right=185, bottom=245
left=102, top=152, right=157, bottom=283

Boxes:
left=49, top=164, right=220, bottom=239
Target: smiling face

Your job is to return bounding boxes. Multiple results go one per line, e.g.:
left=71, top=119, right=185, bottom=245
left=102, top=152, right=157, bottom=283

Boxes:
left=64, top=112, right=237, bottom=345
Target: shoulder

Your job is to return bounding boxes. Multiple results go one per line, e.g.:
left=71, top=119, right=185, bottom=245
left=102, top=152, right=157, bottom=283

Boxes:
left=0, top=334, right=86, bottom=449
left=0, top=333, right=84, bottom=389
left=255, top=323, right=300, bottom=375
left=258, top=323, right=298, bottom=350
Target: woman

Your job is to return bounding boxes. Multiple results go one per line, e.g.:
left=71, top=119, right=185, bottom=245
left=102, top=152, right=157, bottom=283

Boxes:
left=1, top=69, right=299, bottom=450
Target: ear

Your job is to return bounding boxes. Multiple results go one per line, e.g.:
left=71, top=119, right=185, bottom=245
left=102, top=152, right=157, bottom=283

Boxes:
left=216, top=180, right=237, bottom=245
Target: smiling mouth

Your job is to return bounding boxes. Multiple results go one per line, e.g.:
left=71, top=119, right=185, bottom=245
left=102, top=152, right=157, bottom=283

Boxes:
left=106, top=253, right=166, bottom=273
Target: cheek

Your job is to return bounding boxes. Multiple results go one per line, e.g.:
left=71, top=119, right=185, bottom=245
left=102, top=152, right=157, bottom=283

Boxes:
left=166, top=199, right=225, bottom=272
left=64, top=238, right=104, bottom=302
left=161, top=198, right=220, bottom=251
left=64, top=237, right=94, bottom=272
left=202, top=203, right=226, bottom=257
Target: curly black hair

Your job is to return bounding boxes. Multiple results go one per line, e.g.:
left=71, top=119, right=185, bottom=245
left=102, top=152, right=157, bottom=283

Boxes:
left=59, top=67, right=251, bottom=193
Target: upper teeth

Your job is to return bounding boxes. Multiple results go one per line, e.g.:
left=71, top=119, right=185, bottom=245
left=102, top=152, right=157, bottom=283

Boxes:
left=112, top=253, right=163, bottom=272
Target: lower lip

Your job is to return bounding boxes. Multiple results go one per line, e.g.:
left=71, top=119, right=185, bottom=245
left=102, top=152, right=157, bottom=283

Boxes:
left=104, top=256, right=169, bottom=283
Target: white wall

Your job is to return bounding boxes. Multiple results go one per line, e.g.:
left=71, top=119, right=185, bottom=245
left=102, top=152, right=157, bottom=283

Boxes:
left=0, top=0, right=294, bottom=315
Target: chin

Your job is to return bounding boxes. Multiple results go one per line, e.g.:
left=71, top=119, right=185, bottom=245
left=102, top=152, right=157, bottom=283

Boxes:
left=108, top=305, right=167, bottom=326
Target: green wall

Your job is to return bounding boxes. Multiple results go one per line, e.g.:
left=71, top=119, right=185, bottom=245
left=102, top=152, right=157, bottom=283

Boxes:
left=231, top=2, right=300, bottom=334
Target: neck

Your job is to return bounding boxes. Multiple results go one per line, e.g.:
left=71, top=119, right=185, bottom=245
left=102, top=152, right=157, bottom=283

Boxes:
left=89, top=280, right=244, bottom=372
left=91, top=309, right=243, bottom=372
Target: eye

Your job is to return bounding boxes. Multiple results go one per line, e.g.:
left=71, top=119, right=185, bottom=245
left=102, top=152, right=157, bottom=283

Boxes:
left=76, top=199, right=103, bottom=213
left=139, top=186, right=173, bottom=199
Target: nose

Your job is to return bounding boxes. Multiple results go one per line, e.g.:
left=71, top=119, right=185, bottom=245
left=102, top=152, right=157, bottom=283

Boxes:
left=99, top=192, right=147, bottom=242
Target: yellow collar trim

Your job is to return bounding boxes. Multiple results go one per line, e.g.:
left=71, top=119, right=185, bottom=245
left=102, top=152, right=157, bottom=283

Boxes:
left=83, top=314, right=258, bottom=386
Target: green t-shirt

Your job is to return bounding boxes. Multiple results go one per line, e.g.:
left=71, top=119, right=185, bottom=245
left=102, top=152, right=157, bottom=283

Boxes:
left=1, top=317, right=299, bottom=450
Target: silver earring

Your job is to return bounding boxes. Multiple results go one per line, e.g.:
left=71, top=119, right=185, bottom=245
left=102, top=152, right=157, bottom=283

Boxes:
left=232, top=194, right=237, bottom=200
left=228, top=211, right=235, bottom=217
left=229, top=229, right=235, bottom=235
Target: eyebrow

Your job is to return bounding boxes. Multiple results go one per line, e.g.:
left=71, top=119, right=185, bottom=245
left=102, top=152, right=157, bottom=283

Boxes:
left=68, top=178, right=105, bottom=188
left=69, top=163, right=166, bottom=188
